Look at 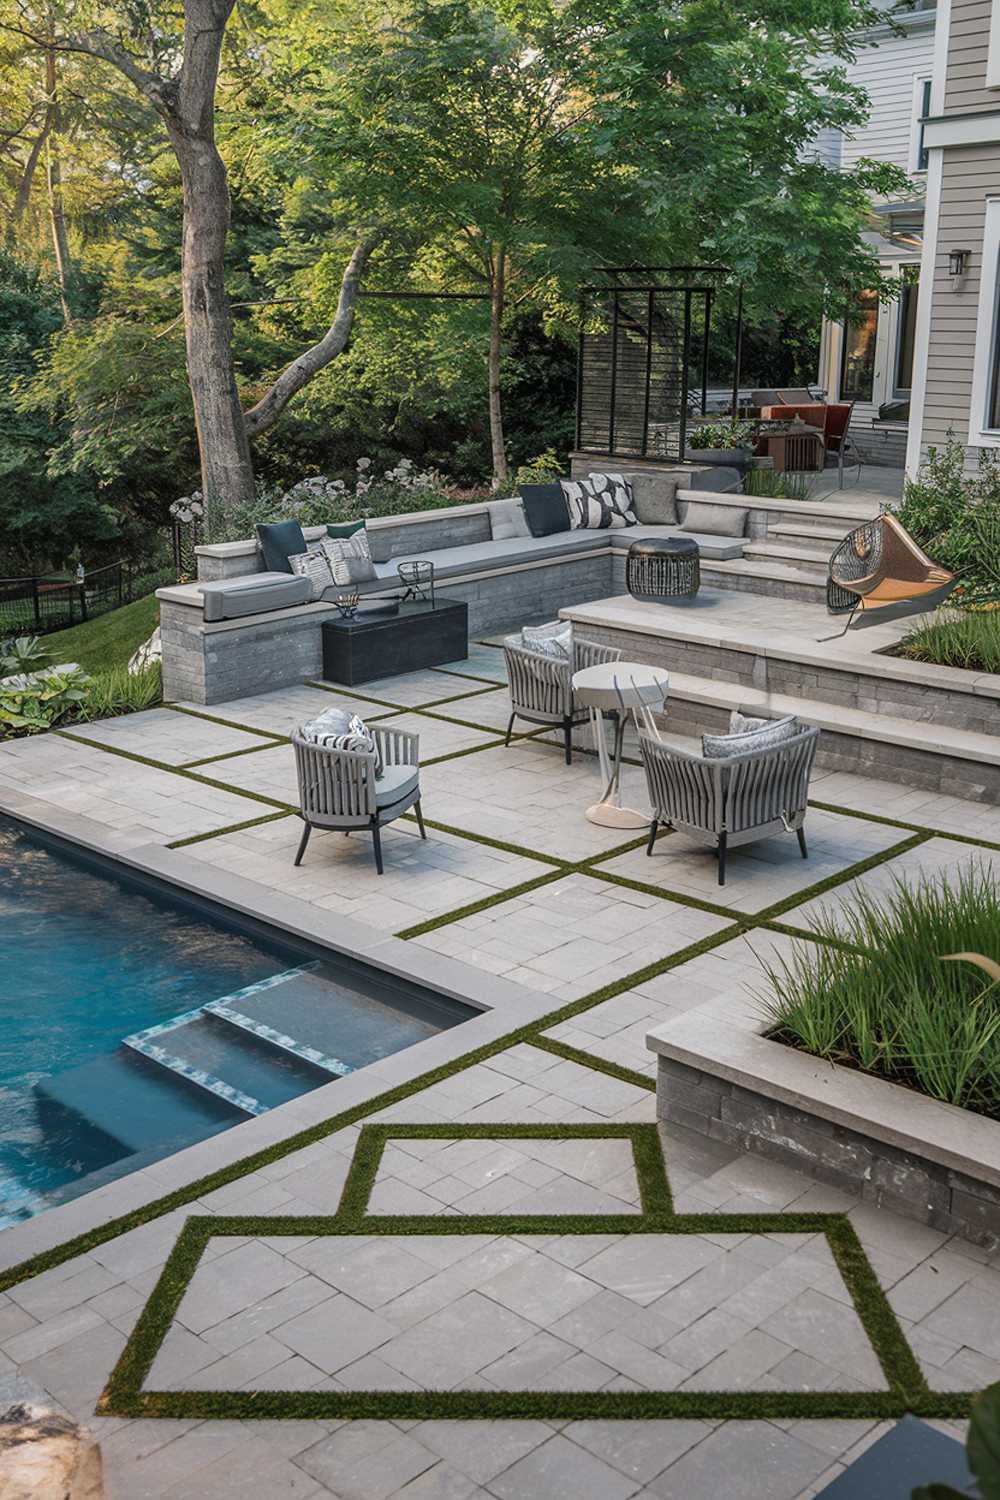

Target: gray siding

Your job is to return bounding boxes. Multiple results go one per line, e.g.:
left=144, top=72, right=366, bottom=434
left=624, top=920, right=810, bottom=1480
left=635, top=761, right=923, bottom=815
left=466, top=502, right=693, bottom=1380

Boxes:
left=944, top=0, right=996, bottom=112
left=920, top=142, right=1000, bottom=454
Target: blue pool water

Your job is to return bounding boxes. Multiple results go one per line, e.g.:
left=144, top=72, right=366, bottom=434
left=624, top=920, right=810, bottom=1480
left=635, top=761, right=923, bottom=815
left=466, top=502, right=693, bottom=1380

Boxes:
left=0, top=816, right=471, bottom=1226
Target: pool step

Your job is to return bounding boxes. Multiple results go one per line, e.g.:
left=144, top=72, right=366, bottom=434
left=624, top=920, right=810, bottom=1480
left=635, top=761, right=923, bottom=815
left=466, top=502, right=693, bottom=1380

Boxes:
left=123, top=967, right=341, bottom=1116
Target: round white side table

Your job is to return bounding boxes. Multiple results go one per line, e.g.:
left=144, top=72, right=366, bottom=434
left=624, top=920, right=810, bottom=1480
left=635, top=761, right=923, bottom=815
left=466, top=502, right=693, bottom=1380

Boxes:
left=570, top=661, right=670, bottom=828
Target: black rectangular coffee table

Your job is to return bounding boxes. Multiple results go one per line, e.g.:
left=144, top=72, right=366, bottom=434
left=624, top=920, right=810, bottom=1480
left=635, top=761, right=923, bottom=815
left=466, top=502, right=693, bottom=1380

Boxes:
left=321, top=598, right=468, bottom=686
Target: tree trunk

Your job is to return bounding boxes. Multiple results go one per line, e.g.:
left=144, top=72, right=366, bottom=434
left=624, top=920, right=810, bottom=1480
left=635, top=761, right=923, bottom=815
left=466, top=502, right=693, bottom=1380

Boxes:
left=165, top=0, right=255, bottom=507
left=488, top=249, right=508, bottom=485
left=9, top=120, right=51, bottom=236
left=44, top=45, right=72, bottom=323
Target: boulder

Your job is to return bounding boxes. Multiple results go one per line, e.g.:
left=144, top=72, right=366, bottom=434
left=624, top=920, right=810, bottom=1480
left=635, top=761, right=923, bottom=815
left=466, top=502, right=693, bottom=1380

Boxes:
left=128, top=627, right=162, bottom=675
left=0, top=1403, right=104, bottom=1499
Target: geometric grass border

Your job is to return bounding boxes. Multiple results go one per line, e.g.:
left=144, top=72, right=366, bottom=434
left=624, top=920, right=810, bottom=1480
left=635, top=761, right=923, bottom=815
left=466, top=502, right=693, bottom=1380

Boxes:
left=97, top=1121, right=977, bottom=1422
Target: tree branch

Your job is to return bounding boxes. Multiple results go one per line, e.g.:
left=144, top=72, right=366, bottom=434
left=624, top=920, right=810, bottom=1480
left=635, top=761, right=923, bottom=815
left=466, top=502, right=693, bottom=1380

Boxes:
left=242, top=229, right=387, bottom=439
left=0, top=20, right=176, bottom=114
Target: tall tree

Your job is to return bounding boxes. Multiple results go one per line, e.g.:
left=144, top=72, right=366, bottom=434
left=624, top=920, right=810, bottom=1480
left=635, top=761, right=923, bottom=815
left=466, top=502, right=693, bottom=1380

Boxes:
left=4, top=0, right=384, bottom=505
left=298, top=0, right=908, bottom=482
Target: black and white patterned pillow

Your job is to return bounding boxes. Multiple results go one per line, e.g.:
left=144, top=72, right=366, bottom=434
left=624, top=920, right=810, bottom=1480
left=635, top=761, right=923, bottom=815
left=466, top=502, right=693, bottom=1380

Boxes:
left=288, top=549, right=335, bottom=600
left=299, top=708, right=382, bottom=776
left=318, top=531, right=376, bottom=585
left=559, top=473, right=637, bottom=531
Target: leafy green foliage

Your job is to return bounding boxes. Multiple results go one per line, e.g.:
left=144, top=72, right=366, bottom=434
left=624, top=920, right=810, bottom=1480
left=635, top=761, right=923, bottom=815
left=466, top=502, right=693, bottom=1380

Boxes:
left=762, top=866, right=1000, bottom=1117
left=898, top=608, right=1000, bottom=675
left=77, top=662, right=162, bottom=721
left=898, top=439, right=1000, bottom=602
left=0, top=635, right=50, bottom=676
left=743, top=468, right=814, bottom=501
left=0, top=666, right=91, bottom=734
left=686, top=420, right=759, bottom=450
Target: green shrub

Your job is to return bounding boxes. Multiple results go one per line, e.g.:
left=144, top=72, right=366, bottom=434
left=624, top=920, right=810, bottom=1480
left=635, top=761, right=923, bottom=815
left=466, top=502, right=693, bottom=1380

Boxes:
left=897, top=439, right=1000, bottom=602
left=742, top=468, right=814, bottom=501
left=898, top=607, right=1000, bottom=674
left=686, top=419, right=759, bottom=451
left=0, top=635, right=50, bottom=677
left=0, top=666, right=91, bottom=734
left=76, top=662, right=161, bottom=721
left=760, top=865, right=1000, bottom=1118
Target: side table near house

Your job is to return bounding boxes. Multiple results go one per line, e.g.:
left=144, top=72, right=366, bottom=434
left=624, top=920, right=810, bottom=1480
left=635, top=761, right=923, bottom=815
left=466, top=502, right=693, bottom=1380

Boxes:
left=626, top=538, right=701, bottom=601
left=571, top=661, right=670, bottom=829
left=321, top=598, right=468, bottom=686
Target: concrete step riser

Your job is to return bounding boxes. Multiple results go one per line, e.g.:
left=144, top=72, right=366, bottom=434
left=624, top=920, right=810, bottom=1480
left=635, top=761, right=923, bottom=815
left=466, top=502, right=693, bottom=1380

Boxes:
left=700, top=565, right=826, bottom=604
left=743, top=547, right=830, bottom=576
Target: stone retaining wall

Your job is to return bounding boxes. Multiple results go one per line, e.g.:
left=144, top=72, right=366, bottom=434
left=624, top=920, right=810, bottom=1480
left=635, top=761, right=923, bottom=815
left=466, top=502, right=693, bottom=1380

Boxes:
left=657, top=1055, right=1000, bottom=1246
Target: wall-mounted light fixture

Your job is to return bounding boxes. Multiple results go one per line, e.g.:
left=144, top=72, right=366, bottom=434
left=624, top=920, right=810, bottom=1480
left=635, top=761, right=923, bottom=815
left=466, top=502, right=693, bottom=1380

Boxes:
left=948, top=248, right=970, bottom=286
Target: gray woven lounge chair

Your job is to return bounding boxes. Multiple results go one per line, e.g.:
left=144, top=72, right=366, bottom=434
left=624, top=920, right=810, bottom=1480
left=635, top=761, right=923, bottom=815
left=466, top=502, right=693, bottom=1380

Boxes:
left=292, top=724, right=424, bottom=875
left=638, top=726, right=820, bottom=885
left=502, top=636, right=622, bottom=764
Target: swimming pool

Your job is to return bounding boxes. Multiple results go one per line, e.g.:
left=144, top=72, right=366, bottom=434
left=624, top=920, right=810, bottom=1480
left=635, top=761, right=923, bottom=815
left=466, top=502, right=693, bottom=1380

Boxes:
left=0, top=815, right=472, bottom=1226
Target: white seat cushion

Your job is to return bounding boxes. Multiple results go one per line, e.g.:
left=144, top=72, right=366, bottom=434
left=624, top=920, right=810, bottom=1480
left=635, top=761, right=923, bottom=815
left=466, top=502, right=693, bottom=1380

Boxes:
left=375, top=763, right=420, bottom=807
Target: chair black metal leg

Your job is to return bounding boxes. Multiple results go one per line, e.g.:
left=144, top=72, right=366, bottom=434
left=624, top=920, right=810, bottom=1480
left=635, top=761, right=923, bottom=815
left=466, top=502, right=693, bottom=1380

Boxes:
left=414, top=799, right=427, bottom=839
left=717, top=832, right=728, bottom=887
left=504, top=713, right=516, bottom=747
left=294, top=822, right=311, bottom=867
left=646, top=819, right=658, bottom=856
left=797, top=826, right=808, bottom=860
left=563, top=717, right=573, bottom=765
left=371, top=820, right=384, bottom=875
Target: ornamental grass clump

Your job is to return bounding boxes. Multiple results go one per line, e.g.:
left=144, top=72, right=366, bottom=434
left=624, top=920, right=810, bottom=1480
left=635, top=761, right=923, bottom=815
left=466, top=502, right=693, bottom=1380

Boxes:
left=760, top=866, right=1000, bottom=1118
left=898, top=607, right=1000, bottom=675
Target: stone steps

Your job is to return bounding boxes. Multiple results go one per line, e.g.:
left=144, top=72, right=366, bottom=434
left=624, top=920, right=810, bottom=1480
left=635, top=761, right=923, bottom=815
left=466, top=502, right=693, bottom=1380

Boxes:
left=742, top=540, right=832, bottom=576
left=769, top=522, right=850, bottom=546
left=700, top=557, right=827, bottom=603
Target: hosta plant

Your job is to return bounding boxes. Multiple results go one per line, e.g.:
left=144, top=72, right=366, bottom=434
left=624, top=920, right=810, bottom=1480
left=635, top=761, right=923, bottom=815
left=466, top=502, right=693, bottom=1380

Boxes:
left=0, top=667, right=91, bottom=734
left=0, top=635, right=49, bottom=678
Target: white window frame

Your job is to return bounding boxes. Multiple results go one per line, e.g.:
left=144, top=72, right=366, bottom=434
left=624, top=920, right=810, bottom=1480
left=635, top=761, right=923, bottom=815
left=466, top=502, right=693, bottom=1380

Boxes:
left=988, top=0, right=1000, bottom=88
left=908, top=73, right=933, bottom=173
left=968, top=197, right=1000, bottom=446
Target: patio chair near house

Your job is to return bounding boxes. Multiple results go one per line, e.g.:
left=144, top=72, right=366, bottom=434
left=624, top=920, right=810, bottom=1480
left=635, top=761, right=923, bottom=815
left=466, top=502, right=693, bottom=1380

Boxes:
left=638, top=726, right=820, bottom=885
left=826, top=513, right=957, bottom=633
left=291, top=724, right=424, bottom=875
left=503, top=636, right=622, bottom=764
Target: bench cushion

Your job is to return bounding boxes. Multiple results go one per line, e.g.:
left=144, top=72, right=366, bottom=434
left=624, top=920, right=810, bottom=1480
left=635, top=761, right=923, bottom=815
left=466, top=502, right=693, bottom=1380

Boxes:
left=608, top=526, right=746, bottom=561
left=199, top=571, right=313, bottom=621
left=368, top=529, right=607, bottom=589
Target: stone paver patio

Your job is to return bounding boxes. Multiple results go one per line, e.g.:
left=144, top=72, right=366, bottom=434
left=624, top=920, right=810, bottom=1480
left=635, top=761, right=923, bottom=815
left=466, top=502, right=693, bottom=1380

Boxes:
left=0, top=649, right=997, bottom=1499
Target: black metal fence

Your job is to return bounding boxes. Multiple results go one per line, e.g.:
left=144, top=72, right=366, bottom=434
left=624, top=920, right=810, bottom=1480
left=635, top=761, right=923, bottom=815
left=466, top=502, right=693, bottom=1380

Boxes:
left=0, top=561, right=173, bottom=638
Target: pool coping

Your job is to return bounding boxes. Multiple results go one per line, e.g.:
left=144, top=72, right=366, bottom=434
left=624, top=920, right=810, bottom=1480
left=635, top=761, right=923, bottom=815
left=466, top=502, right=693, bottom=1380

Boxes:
left=0, top=786, right=555, bottom=1272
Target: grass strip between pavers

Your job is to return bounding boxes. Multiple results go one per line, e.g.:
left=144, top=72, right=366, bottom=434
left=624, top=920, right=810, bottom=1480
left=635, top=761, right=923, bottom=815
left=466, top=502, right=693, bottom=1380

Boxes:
left=97, top=1190, right=959, bottom=1422
left=808, top=797, right=1000, bottom=853
left=53, top=730, right=296, bottom=812
left=164, top=704, right=290, bottom=740
left=335, top=1122, right=671, bottom=1220
left=528, top=1035, right=658, bottom=1095
left=166, top=810, right=293, bottom=849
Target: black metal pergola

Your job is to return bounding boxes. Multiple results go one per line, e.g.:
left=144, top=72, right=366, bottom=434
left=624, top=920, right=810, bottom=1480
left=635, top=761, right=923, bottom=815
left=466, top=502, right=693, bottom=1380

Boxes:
left=575, top=267, right=742, bottom=462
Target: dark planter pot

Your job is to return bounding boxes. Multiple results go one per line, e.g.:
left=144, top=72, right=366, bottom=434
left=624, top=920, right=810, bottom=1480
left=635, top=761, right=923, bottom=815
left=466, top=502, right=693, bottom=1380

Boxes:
left=684, top=444, right=753, bottom=469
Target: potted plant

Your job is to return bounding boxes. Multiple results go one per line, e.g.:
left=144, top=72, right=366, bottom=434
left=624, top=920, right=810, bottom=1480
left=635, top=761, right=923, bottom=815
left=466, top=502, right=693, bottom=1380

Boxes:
left=685, top=418, right=759, bottom=467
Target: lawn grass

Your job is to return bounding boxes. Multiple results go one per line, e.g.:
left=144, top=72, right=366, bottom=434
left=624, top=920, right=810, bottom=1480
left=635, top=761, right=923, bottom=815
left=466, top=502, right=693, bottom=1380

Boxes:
left=897, top=606, right=1000, bottom=675
left=42, top=593, right=160, bottom=674
left=761, top=865, right=1000, bottom=1117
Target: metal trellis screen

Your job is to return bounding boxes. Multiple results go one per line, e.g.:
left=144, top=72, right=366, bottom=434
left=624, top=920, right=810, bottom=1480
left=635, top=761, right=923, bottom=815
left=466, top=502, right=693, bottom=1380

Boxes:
left=576, top=281, right=714, bottom=461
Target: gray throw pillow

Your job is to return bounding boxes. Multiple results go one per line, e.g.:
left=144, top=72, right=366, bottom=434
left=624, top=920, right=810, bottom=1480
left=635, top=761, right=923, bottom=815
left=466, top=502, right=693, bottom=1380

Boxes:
left=521, top=620, right=572, bottom=659
left=488, top=497, right=531, bottom=541
left=679, top=501, right=749, bottom=537
left=288, top=550, right=335, bottom=601
left=300, top=708, right=382, bottom=776
left=702, top=713, right=800, bottom=760
left=630, top=472, right=682, bottom=526
left=320, top=532, right=377, bottom=585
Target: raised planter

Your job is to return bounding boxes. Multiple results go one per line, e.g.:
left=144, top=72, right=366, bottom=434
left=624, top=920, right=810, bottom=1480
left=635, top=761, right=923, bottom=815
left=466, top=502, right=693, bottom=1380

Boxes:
left=647, top=1002, right=1000, bottom=1247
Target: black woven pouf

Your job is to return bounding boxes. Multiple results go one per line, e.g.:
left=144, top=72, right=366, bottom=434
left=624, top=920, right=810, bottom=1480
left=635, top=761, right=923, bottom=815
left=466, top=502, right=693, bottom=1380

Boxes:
left=626, top=537, right=701, bottom=600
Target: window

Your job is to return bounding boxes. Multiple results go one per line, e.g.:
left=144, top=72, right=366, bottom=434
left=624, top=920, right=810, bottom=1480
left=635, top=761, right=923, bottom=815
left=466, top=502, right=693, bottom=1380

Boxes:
left=894, top=270, right=920, bottom=395
left=968, top=198, right=1000, bottom=445
left=840, top=291, right=879, bottom=402
left=915, top=77, right=932, bottom=171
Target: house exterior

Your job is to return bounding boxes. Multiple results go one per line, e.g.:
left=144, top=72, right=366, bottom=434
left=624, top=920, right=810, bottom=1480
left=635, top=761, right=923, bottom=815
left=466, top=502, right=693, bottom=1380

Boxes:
left=905, top=0, right=1000, bottom=473
left=815, top=0, right=938, bottom=466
